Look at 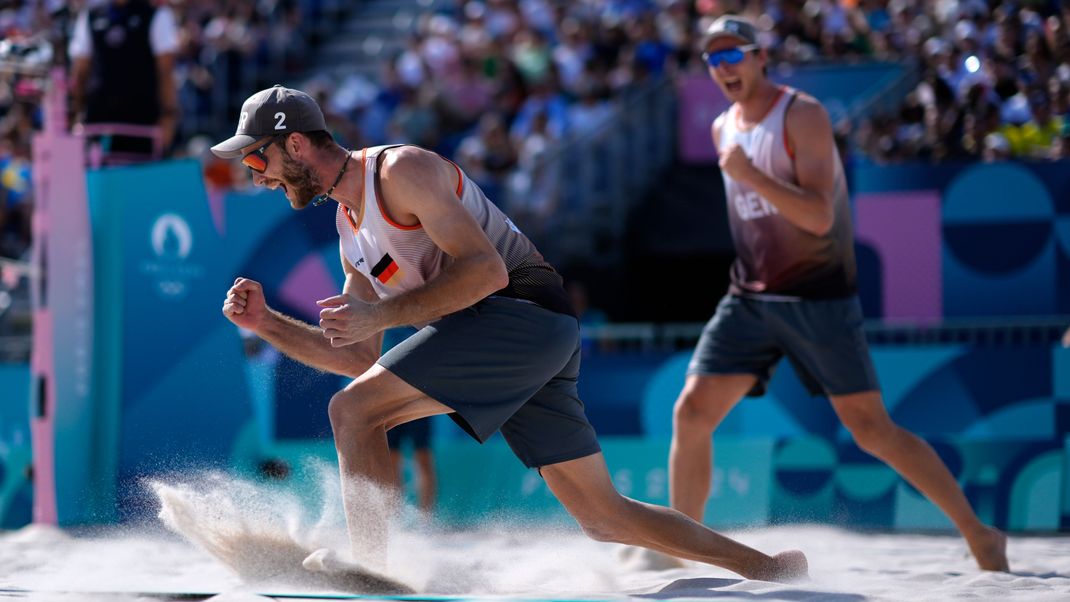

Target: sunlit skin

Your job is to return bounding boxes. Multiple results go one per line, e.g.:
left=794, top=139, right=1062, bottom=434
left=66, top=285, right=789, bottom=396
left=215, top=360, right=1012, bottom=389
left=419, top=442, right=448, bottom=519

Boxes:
left=704, top=37, right=794, bottom=194
left=239, top=134, right=345, bottom=210
left=672, top=33, right=1011, bottom=574
left=220, top=132, right=812, bottom=582
left=704, top=36, right=779, bottom=122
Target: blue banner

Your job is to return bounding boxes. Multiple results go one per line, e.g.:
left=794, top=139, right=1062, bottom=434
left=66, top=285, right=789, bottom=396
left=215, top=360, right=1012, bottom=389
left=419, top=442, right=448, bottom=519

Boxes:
left=853, top=160, right=1070, bottom=319
left=88, top=160, right=254, bottom=520
left=0, top=362, right=31, bottom=528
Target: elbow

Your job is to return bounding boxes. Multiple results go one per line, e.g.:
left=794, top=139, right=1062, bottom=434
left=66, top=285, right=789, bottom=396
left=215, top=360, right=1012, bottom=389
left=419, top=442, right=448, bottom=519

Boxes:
left=809, top=216, right=834, bottom=237
left=485, top=254, right=509, bottom=293
left=808, top=202, right=835, bottom=237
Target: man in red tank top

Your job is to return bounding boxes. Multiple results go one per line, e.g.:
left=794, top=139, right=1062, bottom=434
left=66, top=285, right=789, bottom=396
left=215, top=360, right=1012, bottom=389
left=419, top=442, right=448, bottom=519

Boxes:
left=667, top=15, right=1008, bottom=572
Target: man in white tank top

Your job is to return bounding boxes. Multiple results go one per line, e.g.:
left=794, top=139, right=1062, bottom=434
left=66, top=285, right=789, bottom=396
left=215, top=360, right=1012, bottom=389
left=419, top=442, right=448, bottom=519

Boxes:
left=667, top=16, right=1008, bottom=572
left=210, top=86, right=809, bottom=582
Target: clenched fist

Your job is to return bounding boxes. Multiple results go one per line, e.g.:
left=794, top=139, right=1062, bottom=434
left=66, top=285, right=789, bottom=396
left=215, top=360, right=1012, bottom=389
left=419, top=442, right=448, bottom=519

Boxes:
left=317, top=293, right=382, bottom=347
left=719, top=143, right=757, bottom=184
left=222, top=277, right=269, bottom=331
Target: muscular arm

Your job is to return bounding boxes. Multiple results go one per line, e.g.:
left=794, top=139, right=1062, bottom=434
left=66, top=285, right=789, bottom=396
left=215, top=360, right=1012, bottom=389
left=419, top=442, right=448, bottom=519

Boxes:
left=248, top=254, right=382, bottom=378
left=732, top=97, right=837, bottom=237
left=369, top=146, right=509, bottom=329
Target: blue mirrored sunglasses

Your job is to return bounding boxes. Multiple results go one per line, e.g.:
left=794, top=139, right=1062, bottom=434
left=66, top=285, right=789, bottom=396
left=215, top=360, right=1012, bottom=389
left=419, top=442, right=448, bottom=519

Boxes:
left=702, top=45, right=758, bottom=68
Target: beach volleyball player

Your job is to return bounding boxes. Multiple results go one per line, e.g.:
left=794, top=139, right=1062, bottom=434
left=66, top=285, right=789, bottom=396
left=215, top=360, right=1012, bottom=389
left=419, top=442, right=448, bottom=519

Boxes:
left=667, top=16, right=1008, bottom=571
left=214, top=85, right=807, bottom=581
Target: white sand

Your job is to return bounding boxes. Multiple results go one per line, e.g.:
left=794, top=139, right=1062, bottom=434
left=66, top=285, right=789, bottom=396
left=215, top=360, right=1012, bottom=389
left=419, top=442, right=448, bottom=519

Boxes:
left=1, top=473, right=1067, bottom=601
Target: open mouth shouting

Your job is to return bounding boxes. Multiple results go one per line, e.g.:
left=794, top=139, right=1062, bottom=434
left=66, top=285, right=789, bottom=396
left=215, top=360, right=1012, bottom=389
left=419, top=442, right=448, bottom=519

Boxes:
left=723, top=77, right=743, bottom=94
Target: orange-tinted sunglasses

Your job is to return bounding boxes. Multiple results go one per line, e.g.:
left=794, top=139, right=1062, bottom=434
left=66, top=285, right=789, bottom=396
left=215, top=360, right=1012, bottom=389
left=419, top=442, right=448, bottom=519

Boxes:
left=241, top=138, right=277, bottom=173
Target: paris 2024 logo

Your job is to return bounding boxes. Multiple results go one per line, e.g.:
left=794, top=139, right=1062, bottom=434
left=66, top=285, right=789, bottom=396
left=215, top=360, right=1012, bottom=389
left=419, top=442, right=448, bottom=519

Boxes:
left=141, top=213, right=204, bottom=300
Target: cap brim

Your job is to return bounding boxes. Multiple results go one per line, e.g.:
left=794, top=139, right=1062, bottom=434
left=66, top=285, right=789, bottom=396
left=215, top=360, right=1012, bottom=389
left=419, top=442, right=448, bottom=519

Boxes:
left=210, top=134, right=258, bottom=159
left=703, top=32, right=754, bottom=49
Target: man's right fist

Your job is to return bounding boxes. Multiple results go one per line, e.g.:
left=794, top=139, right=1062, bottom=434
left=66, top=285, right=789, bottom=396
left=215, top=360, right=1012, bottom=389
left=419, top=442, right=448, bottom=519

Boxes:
left=222, top=277, right=269, bottom=331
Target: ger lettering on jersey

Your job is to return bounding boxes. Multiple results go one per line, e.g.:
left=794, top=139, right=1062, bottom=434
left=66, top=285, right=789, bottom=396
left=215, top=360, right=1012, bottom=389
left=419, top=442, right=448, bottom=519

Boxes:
left=716, top=86, right=857, bottom=299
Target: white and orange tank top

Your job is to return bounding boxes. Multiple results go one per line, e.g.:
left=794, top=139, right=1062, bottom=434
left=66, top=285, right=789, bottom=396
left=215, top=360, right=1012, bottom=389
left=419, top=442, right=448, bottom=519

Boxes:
left=716, top=86, right=857, bottom=299
left=335, top=145, right=574, bottom=318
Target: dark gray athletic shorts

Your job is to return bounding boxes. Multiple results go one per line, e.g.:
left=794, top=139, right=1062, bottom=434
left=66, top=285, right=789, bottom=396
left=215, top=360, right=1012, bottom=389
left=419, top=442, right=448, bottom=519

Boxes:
left=377, top=296, right=601, bottom=468
left=688, top=294, right=880, bottom=397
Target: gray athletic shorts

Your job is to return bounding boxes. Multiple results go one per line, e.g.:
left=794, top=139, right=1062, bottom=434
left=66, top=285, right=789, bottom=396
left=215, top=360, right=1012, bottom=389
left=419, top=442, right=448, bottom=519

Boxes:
left=377, top=296, right=601, bottom=468
left=688, top=294, right=880, bottom=397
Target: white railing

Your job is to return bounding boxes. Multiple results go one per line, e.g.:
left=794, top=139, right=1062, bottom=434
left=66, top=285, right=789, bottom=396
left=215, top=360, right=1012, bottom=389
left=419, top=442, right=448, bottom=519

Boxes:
left=579, top=316, right=1070, bottom=352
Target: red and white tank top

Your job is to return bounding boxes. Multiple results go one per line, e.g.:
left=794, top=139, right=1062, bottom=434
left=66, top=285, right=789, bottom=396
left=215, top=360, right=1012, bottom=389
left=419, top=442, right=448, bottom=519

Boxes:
left=716, top=86, right=857, bottom=299
left=335, top=145, right=574, bottom=318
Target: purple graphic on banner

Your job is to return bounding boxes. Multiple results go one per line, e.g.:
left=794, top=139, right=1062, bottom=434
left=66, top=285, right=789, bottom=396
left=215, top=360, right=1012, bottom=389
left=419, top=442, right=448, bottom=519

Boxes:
left=280, top=253, right=338, bottom=322
left=677, top=77, right=730, bottom=163
left=855, top=191, right=942, bottom=321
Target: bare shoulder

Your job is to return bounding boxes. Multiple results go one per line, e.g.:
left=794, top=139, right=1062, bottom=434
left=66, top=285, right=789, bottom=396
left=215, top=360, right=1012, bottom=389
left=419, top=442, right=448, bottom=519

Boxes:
left=379, top=145, right=456, bottom=197
left=786, top=94, right=832, bottom=132
left=711, top=112, right=725, bottom=150
left=380, top=145, right=444, bottom=181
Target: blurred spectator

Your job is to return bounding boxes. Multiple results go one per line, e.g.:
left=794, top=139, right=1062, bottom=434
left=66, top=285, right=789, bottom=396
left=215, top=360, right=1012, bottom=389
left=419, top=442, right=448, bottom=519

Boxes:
left=960, top=103, right=1002, bottom=158
left=982, top=132, right=1012, bottom=162
left=511, top=26, right=553, bottom=84
left=630, top=12, right=673, bottom=76
left=69, top=0, right=180, bottom=159
left=1050, top=127, right=1070, bottom=159
left=1001, top=94, right=1064, bottom=158
left=507, top=108, right=559, bottom=233
left=568, top=80, right=617, bottom=135
left=456, top=112, right=516, bottom=202
left=852, top=0, right=1070, bottom=162
left=388, top=84, right=440, bottom=149
left=440, top=56, right=495, bottom=127
left=485, top=0, right=522, bottom=40
left=552, top=17, right=592, bottom=93
left=510, top=72, right=569, bottom=140
left=0, top=131, right=32, bottom=260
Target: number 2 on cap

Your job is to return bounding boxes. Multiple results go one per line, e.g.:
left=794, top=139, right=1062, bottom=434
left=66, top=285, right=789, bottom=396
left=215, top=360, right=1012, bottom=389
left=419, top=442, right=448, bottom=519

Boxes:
left=274, top=112, right=287, bottom=130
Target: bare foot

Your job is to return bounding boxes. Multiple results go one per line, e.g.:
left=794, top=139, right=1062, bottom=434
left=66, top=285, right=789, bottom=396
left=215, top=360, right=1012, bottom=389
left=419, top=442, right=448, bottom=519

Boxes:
left=616, top=545, right=688, bottom=571
left=302, top=547, right=340, bottom=573
left=749, top=550, right=808, bottom=582
left=302, top=548, right=415, bottom=594
left=968, top=526, right=1009, bottom=572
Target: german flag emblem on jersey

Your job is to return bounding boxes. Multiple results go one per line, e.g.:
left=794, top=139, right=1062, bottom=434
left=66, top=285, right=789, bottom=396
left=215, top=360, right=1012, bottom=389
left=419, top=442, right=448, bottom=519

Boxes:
left=371, top=253, right=402, bottom=285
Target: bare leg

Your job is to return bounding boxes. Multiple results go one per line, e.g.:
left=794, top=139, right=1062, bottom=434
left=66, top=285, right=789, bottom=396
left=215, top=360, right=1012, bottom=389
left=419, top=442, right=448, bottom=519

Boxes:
left=328, top=365, right=452, bottom=566
left=543, top=453, right=807, bottom=582
left=670, top=374, right=756, bottom=521
left=413, top=449, right=437, bottom=513
left=831, top=391, right=1009, bottom=571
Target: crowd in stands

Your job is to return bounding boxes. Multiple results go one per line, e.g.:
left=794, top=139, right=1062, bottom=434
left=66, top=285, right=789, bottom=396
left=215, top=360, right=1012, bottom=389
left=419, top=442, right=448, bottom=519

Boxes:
left=263, top=0, right=695, bottom=232
left=844, top=1, right=1070, bottom=162
left=0, top=0, right=333, bottom=262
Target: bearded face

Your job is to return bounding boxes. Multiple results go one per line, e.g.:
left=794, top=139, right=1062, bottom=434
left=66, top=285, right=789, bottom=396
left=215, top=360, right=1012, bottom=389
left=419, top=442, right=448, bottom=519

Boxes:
left=277, top=145, right=324, bottom=209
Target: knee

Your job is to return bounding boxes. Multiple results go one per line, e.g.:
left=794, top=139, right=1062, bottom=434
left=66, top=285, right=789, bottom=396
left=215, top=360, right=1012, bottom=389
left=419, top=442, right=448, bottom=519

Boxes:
left=574, top=499, right=640, bottom=545
left=328, top=389, right=382, bottom=432
left=672, top=391, right=720, bottom=433
left=577, top=519, right=619, bottom=543
left=577, top=515, right=638, bottom=544
left=842, top=413, right=897, bottom=455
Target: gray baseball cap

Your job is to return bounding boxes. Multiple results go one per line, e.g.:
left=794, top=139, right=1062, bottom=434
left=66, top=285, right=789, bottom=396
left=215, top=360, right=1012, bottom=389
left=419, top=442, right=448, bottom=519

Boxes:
left=701, top=15, right=759, bottom=50
left=211, top=85, right=328, bottom=158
